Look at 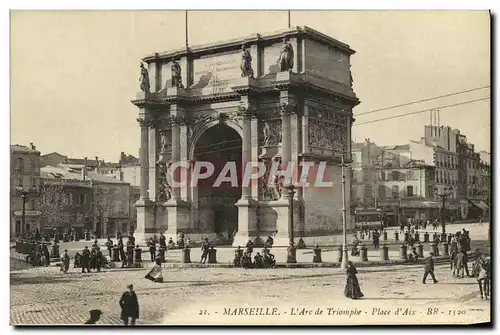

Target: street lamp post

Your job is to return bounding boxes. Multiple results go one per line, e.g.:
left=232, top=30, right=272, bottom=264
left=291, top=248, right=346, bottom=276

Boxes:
left=16, top=186, right=28, bottom=236
left=340, top=154, right=349, bottom=270
left=434, top=186, right=453, bottom=240
left=286, top=184, right=297, bottom=263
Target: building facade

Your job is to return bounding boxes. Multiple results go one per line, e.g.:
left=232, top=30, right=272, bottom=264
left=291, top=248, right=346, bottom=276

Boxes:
left=131, top=26, right=359, bottom=246
left=40, top=165, right=134, bottom=237
left=10, top=143, right=41, bottom=238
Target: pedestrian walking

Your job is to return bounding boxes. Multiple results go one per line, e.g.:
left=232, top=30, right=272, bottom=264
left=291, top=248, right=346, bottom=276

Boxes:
left=344, top=261, right=364, bottom=299
left=105, top=237, right=113, bottom=259
left=422, top=252, right=438, bottom=284
left=147, top=238, right=156, bottom=262
left=60, top=249, right=70, bottom=273
left=145, top=257, right=164, bottom=283
left=456, top=249, right=465, bottom=278
left=200, top=238, right=210, bottom=264
left=119, top=284, right=139, bottom=326
left=81, top=246, right=91, bottom=273
left=477, top=259, right=490, bottom=300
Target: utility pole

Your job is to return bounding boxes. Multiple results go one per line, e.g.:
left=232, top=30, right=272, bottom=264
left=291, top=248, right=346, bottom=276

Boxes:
left=286, top=184, right=296, bottom=263
left=288, top=10, right=291, bottom=28
left=340, top=153, right=349, bottom=270
left=434, top=186, right=453, bottom=241
left=16, top=186, right=29, bottom=236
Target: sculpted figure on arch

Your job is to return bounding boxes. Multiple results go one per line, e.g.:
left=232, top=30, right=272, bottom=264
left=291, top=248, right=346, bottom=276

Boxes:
left=278, top=38, right=294, bottom=72
left=139, top=62, right=150, bottom=93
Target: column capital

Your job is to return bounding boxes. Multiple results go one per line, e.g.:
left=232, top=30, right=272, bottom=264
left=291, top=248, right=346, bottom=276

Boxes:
left=237, top=105, right=257, bottom=119
left=167, top=115, right=188, bottom=126
left=136, top=117, right=156, bottom=128
left=279, top=101, right=297, bottom=116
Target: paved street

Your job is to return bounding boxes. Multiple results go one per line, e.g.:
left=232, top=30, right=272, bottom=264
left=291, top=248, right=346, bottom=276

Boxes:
left=10, top=257, right=490, bottom=325
left=10, top=222, right=490, bottom=325
left=39, top=222, right=490, bottom=265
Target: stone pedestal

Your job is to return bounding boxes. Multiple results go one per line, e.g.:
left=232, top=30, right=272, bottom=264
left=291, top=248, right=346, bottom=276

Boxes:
left=232, top=199, right=259, bottom=247
left=135, top=199, right=155, bottom=244
left=164, top=199, right=191, bottom=241
left=271, top=198, right=298, bottom=247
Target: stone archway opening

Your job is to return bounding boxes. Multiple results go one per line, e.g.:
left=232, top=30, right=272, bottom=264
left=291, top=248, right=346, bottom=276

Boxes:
left=193, top=123, right=242, bottom=242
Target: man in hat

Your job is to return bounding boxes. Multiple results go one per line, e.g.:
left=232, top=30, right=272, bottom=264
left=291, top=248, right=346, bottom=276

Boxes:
left=81, top=246, right=91, bottom=273
left=200, top=238, right=210, bottom=264
left=84, top=309, right=103, bottom=324
left=119, top=284, right=139, bottom=326
left=423, top=252, right=438, bottom=284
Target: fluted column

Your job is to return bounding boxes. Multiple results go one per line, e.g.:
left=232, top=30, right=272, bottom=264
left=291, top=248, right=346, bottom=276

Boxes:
left=137, top=118, right=151, bottom=200
left=240, top=107, right=253, bottom=200
left=170, top=116, right=182, bottom=200
left=280, top=102, right=293, bottom=188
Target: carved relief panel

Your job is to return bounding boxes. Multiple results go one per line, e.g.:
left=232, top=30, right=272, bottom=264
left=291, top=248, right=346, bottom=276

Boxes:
left=307, top=105, right=349, bottom=156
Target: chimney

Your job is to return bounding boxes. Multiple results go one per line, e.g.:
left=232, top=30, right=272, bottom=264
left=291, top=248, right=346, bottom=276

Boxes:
left=82, top=157, right=88, bottom=180
left=95, top=156, right=99, bottom=173
left=29, top=142, right=36, bottom=150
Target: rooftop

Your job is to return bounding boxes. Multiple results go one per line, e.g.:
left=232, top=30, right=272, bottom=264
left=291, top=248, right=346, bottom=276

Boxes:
left=40, top=165, right=128, bottom=185
left=10, top=144, right=40, bottom=154
left=143, top=26, right=355, bottom=63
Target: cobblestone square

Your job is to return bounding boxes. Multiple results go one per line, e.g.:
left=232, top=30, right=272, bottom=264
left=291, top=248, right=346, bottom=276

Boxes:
left=10, top=258, right=490, bottom=325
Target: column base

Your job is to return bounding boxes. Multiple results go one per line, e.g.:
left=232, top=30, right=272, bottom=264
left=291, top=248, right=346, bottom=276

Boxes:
left=232, top=198, right=263, bottom=247
left=164, top=198, right=191, bottom=242
left=268, top=198, right=301, bottom=247
left=135, top=198, right=156, bottom=244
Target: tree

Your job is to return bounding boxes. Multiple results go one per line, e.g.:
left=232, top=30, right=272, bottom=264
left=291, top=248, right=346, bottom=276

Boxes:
left=37, top=182, right=70, bottom=230
left=85, top=184, right=128, bottom=236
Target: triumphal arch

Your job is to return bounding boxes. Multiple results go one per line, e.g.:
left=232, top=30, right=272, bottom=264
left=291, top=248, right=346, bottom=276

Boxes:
left=131, top=26, right=359, bottom=246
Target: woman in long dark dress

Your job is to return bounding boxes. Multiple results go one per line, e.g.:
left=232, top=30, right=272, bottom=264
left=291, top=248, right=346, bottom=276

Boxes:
left=344, top=261, right=364, bottom=299
left=145, top=257, right=164, bottom=283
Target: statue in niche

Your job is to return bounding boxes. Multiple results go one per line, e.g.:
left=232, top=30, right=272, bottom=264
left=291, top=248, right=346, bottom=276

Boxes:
left=277, top=38, right=294, bottom=72
left=240, top=44, right=254, bottom=78
left=271, top=157, right=283, bottom=199
left=263, top=122, right=282, bottom=147
left=139, top=62, right=150, bottom=93
left=171, top=58, right=184, bottom=88
left=160, top=131, right=170, bottom=153
left=263, top=122, right=271, bottom=147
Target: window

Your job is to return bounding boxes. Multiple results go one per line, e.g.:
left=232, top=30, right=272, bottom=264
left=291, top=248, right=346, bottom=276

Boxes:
left=69, top=193, right=73, bottom=205
left=378, top=185, right=386, bottom=199
left=17, top=178, right=22, bottom=187
left=31, top=199, right=35, bottom=210
left=392, top=185, right=399, bottom=198
left=407, top=186, right=414, bottom=197
left=16, top=158, right=24, bottom=172
left=391, top=171, right=399, bottom=181
left=379, top=171, right=386, bottom=181
left=31, top=178, right=36, bottom=190
left=24, top=158, right=31, bottom=173
left=428, top=186, right=434, bottom=198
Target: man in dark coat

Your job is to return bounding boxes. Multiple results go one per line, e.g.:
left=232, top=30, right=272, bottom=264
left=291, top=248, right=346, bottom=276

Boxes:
left=246, top=240, right=255, bottom=258
left=105, top=237, right=113, bottom=258
left=423, top=252, right=438, bottom=284
left=147, top=238, right=156, bottom=262
left=159, top=233, right=167, bottom=249
left=81, top=246, right=91, bottom=273
left=200, top=238, right=210, bottom=264
left=119, top=284, right=139, bottom=326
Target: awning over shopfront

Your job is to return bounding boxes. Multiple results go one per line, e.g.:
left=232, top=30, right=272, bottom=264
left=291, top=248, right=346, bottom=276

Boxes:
left=470, top=200, right=489, bottom=212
